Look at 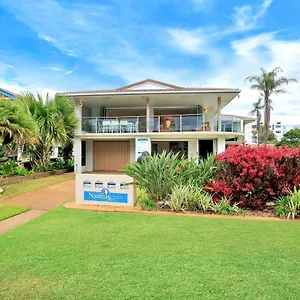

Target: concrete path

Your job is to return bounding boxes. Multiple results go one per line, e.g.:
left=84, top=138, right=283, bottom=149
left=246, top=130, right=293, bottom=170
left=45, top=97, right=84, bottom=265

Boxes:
left=0, top=179, right=75, bottom=234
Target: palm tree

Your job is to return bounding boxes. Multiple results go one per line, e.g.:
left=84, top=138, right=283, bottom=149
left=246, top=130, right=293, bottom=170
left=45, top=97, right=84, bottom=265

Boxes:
left=18, top=93, right=78, bottom=168
left=249, top=98, right=264, bottom=145
left=246, top=67, right=297, bottom=143
left=0, top=99, right=37, bottom=146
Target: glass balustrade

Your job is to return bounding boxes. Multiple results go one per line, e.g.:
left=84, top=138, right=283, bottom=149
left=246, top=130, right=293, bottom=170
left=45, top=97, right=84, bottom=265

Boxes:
left=80, top=114, right=244, bottom=134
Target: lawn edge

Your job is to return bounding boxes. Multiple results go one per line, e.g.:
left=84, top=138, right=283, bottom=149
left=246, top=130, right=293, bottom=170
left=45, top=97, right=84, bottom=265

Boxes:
left=63, top=202, right=299, bottom=222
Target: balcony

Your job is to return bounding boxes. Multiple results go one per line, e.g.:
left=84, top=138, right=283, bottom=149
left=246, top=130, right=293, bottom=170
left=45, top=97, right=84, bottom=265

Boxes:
left=80, top=114, right=244, bottom=135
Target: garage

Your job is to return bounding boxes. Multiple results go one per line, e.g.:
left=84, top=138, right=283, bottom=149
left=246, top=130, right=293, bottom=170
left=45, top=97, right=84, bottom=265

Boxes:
left=93, top=141, right=130, bottom=172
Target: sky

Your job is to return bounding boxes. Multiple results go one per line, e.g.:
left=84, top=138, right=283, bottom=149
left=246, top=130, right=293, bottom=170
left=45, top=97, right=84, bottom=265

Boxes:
left=0, top=0, right=299, bottom=123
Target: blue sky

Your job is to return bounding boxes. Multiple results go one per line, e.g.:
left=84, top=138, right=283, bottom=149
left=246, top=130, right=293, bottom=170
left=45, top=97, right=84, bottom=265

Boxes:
left=0, top=0, right=299, bottom=122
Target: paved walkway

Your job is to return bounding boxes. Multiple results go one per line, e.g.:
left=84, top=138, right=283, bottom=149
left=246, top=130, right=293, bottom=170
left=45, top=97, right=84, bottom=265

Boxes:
left=0, top=179, right=75, bottom=234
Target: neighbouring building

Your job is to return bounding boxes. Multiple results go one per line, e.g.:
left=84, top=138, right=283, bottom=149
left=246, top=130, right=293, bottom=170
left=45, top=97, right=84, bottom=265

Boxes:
left=270, top=122, right=300, bottom=140
left=0, top=87, right=16, bottom=100
left=244, top=122, right=258, bottom=144
left=58, top=79, right=255, bottom=174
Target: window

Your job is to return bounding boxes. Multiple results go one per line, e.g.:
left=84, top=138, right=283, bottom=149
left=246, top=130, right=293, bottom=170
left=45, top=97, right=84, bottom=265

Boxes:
left=81, top=141, right=86, bottom=167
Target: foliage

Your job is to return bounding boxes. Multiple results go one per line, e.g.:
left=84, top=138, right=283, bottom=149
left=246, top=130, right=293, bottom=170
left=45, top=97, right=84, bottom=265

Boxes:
left=275, top=188, right=300, bottom=219
left=212, top=197, right=244, bottom=215
left=0, top=98, right=37, bottom=146
left=18, top=93, right=77, bottom=168
left=123, top=151, right=220, bottom=202
left=249, top=98, right=264, bottom=144
left=0, top=159, right=34, bottom=176
left=167, top=184, right=215, bottom=213
left=208, top=145, right=300, bottom=210
left=136, top=189, right=157, bottom=210
left=246, top=67, right=297, bottom=143
left=0, top=160, right=34, bottom=177
left=258, top=125, right=277, bottom=144
left=277, top=128, right=300, bottom=148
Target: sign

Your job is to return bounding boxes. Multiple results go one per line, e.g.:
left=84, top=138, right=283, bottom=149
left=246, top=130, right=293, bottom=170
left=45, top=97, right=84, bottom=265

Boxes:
left=135, top=137, right=151, bottom=160
left=84, top=188, right=128, bottom=203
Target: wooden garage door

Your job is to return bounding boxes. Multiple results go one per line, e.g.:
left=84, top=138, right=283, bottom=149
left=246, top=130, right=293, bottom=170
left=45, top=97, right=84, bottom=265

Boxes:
left=94, top=141, right=130, bottom=171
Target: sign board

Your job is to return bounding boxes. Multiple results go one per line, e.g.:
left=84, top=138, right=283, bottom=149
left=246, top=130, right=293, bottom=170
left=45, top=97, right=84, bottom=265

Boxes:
left=135, top=137, right=151, bottom=160
left=76, top=174, right=135, bottom=207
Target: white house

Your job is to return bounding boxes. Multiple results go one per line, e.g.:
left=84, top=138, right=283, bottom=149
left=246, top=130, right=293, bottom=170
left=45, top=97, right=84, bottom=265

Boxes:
left=58, top=79, right=254, bottom=174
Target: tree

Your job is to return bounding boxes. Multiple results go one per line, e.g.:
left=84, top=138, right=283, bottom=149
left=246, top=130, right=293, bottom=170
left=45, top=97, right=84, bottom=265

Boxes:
left=0, top=99, right=37, bottom=146
left=277, top=128, right=300, bottom=148
left=17, top=93, right=78, bottom=169
left=246, top=67, right=297, bottom=143
left=249, top=98, right=264, bottom=145
left=257, top=125, right=277, bottom=144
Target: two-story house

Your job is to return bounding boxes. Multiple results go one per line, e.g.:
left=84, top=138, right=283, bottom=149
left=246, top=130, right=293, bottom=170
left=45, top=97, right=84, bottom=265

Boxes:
left=58, top=79, right=253, bottom=174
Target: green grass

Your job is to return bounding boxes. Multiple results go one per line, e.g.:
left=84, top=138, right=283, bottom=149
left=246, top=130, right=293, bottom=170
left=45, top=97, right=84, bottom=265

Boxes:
left=0, top=173, right=74, bottom=200
left=0, top=205, right=29, bottom=221
left=1, top=208, right=300, bottom=299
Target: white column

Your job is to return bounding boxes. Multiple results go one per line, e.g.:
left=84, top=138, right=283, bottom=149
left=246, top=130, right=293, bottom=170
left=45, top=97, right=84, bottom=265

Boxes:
left=74, top=99, right=82, bottom=134
left=217, top=96, right=221, bottom=132
left=146, top=97, right=151, bottom=132
left=85, top=140, right=94, bottom=172
left=188, top=140, right=198, bottom=159
left=74, top=137, right=82, bottom=174
left=217, top=137, right=226, bottom=154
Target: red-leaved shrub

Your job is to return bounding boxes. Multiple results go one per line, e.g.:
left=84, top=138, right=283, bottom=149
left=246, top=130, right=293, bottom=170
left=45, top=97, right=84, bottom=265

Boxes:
left=208, top=145, right=300, bottom=209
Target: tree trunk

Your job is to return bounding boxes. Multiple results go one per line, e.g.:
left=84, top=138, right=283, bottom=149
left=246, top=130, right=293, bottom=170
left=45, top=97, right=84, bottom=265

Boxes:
left=264, top=95, right=270, bottom=143
left=257, top=112, right=261, bottom=145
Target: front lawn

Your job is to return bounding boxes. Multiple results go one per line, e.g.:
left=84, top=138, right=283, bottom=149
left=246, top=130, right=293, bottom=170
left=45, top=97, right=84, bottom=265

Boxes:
left=1, top=208, right=300, bottom=299
left=0, top=173, right=74, bottom=200
left=0, top=205, right=29, bottom=221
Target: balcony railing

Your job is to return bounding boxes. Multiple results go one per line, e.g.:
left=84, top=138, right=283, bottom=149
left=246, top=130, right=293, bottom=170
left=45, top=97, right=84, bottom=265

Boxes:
left=80, top=114, right=244, bottom=134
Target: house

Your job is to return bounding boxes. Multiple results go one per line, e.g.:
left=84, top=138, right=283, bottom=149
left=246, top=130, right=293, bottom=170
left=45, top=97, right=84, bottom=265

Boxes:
left=0, top=87, right=17, bottom=100
left=58, top=79, right=254, bottom=174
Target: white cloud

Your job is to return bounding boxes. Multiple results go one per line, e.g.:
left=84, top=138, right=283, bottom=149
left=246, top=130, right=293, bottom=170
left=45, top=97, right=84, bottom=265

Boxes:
left=231, top=0, right=273, bottom=32
left=38, top=33, right=56, bottom=43
left=166, top=28, right=207, bottom=54
left=64, top=69, right=76, bottom=75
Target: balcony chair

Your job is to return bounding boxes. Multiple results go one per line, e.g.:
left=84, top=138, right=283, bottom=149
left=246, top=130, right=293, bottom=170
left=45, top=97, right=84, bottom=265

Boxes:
left=111, top=120, right=120, bottom=133
left=102, top=120, right=111, bottom=133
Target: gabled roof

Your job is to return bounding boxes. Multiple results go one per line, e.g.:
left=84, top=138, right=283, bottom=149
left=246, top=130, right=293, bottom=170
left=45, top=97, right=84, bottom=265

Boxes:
left=117, top=79, right=183, bottom=90
left=0, top=88, right=16, bottom=100
left=57, top=78, right=240, bottom=96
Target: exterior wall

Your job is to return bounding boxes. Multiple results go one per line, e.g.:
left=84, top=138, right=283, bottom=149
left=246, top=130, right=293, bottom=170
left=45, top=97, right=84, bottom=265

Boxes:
left=82, top=140, right=93, bottom=173
left=188, top=140, right=198, bottom=159
left=244, top=122, right=257, bottom=144
left=217, top=137, right=226, bottom=153
left=74, top=137, right=82, bottom=174
left=130, top=139, right=135, bottom=162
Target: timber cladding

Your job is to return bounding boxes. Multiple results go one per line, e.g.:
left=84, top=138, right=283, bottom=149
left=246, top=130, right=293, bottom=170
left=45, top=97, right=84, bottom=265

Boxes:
left=93, top=141, right=130, bottom=171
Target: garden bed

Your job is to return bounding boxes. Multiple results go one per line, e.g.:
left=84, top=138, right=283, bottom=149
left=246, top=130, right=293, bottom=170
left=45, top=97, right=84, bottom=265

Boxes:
left=0, top=168, right=73, bottom=186
left=64, top=202, right=294, bottom=221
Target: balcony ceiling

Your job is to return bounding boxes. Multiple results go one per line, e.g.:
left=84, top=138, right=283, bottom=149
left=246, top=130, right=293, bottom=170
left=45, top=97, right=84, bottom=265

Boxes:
left=76, top=92, right=239, bottom=113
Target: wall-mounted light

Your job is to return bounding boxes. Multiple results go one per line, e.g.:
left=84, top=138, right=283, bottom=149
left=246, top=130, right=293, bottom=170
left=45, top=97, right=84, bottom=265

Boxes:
left=80, top=100, right=83, bottom=107
left=203, top=108, right=208, bottom=113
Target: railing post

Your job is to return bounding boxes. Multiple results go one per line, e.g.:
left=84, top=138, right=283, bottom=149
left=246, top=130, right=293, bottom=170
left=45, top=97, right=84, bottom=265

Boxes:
left=203, top=114, right=205, bottom=131
left=180, top=115, right=182, bottom=132
left=240, top=118, right=244, bottom=133
left=95, top=117, right=98, bottom=134
left=158, top=115, right=160, bottom=132
left=137, top=116, right=139, bottom=133
left=218, top=113, right=221, bottom=132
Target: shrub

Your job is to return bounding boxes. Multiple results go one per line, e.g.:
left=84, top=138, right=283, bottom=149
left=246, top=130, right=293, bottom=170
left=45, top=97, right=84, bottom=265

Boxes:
left=212, top=197, right=244, bottom=215
left=167, top=184, right=215, bottom=213
left=0, top=160, right=35, bottom=177
left=275, top=188, right=300, bottom=219
left=136, top=190, right=157, bottom=211
left=208, top=145, right=300, bottom=210
left=124, top=152, right=219, bottom=202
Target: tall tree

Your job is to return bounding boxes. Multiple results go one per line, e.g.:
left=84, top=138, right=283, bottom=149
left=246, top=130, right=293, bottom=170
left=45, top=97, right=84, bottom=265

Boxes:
left=17, top=93, right=78, bottom=169
left=0, top=99, right=37, bottom=146
left=249, top=98, right=264, bottom=145
left=246, top=67, right=297, bottom=143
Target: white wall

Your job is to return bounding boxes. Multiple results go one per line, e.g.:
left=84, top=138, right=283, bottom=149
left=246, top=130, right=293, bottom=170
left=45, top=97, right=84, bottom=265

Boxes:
left=82, top=140, right=93, bottom=173
left=130, top=139, right=135, bottom=162
left=74, top=137, right=82, bottom=174
left=188, top=140, right=198, bottom=159
left=217, top=137, right=226, bottom=153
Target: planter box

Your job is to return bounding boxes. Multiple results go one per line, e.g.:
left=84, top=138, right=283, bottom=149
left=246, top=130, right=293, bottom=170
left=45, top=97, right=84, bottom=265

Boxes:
left=0, top=168, right=73, bottom=186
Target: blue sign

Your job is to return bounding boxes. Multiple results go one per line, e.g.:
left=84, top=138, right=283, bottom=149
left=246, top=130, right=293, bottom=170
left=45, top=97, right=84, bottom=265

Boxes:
left=84, top=188, right=128, bottom=203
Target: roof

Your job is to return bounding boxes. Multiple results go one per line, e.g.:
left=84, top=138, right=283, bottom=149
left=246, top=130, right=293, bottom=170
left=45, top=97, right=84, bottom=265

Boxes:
left=57, top=79, right=240, bottom=96
left=0, top=88, right=17, bottom=99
